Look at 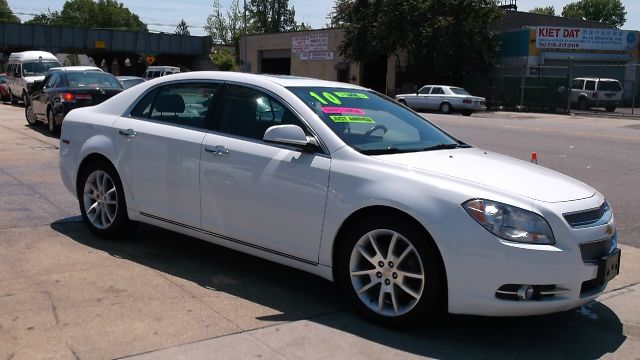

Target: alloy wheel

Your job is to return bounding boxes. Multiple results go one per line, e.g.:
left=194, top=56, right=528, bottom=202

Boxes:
left=82, top=170, right=118, bottom=230
left=349, top=229, right=425, bottom=317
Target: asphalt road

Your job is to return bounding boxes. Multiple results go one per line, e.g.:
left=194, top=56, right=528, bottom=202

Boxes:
left=425, top=111, right=640, bottom=248
left=1, top=103, right=639, bottom=359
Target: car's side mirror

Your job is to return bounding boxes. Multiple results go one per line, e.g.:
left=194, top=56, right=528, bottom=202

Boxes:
left=263, top=124, right=319, bottom=151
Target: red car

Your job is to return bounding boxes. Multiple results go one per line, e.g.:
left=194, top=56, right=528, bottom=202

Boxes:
left=0, top=73, right=9, bottom=101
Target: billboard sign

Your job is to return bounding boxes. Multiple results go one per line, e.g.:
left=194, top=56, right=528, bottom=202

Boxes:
left=535, top=27, right=638, bottom=51
left=292, top=33, right=329, bottom=54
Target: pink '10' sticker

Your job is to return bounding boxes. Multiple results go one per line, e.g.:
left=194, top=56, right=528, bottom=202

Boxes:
left=321, top=107, right=365, bottom=115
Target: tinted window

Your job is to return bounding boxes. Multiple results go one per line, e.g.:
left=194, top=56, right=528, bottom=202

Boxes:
left=571, top=79, right=585, bottom=89
left=45, top=73, right=61, bottom=88
left=584, top=80, right=596, bottom=91
left=288, top=87, right=458, bottom=154
left=66, top=72, right=122, bottom=89
left=598, top=81, right=622, bottom=91
left=450, top=87, right=470, bottom=95
left=134, top=83, right=220, bottom=129
left=431, top=87, right=445, bottom=95
left=418, top=87, right=431, bottom=95
left=218, top=85, right=306, bottom=140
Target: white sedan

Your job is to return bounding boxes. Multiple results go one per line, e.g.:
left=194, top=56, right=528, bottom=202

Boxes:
left=395, top=85, right=486, bottom=116
left=59, top=72, right=619, bottom=327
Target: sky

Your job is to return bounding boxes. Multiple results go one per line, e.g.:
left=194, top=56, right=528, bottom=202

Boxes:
left=8, top=0, right=640, bottom=37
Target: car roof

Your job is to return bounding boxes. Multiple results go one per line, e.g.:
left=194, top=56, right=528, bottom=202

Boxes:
left=48, top=66, right=103, bottom=72
left=420, top=85, right=458, bottom=88
left=141, top=71, right=367, bottom=90
left=573, top=77, right=620, bottom=82
left=9, top=51, right=58, bottom=62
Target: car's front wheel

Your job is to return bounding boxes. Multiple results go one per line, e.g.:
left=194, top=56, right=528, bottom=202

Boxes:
left=337, top=215, right=445, bottom=327
left=25, top=103, right=37, bottom=126
left=78, top=160, right=133, bottom=238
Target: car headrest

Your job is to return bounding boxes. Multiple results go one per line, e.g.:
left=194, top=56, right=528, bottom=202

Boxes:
left=155, top=93, right=185, bottom=113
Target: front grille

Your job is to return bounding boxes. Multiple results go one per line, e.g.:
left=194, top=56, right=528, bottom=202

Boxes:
left=579, top=239, right=613, bottom=263
left=563, top=201, right=611, bottom=228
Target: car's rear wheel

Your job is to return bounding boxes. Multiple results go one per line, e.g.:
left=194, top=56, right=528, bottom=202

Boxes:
left=439, top=102, right=452, bottom=114
left=337, top=215, right=445, bottom=327
left=605, top=105, right=616, bottom=112
left=78, top=160, right=133, bottom=238
left=578, top=97, right=588, bottom=110
left=47, top=108, right=59, bottom=134
left=25, top=103, right=37, bottom=126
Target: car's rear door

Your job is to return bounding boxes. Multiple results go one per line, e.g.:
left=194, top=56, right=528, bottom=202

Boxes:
left=113, top=81, right=222, bottom=228
left=199, top=84, right=330, bottom=263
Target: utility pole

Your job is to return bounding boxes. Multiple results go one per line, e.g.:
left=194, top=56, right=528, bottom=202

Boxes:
left=243, top=0, right=248, bottom=72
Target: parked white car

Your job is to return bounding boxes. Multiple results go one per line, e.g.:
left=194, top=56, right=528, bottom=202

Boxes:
left=59, top=72, right=620, bottom=327
left=395, top=85, right=486, bottom=116
left=570, top=77, right=623, bottom=112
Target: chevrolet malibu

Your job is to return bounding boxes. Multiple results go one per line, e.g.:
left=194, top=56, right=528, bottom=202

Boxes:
left=59, top=72, right=620, bottom=327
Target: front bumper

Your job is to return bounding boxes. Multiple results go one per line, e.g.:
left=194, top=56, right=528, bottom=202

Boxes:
left=428, top=197, right=617, bottom=316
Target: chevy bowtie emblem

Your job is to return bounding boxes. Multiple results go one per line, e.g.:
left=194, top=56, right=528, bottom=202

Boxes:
left=606, top=225, right=613, bottom=236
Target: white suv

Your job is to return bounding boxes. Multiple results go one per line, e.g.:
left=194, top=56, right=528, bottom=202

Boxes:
left=570, top=77, right=623, bottom=112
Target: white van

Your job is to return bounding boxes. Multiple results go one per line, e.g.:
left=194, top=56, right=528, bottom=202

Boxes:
left=6, top=51, right=61, bottom=105
left=142, top=66, right=180, bottom=80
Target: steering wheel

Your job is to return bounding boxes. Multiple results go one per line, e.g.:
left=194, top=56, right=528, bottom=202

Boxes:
left=364, top=124, right=388, bottom=137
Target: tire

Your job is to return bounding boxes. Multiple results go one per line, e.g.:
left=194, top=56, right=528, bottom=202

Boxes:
left=9, top=90, right=18, bottom=105
left=77, top=159, right=133, bottom=238
left=25, top=103, right=37, bottom=126
left=605, top=106, right=616, bottom=112
left=578, top=97, right=588, bottom=110
left=439, top=102, right=452, bottom=114
left=336, top=215, right=445, bottom=328
left=398, top=99, right=407, bottom=106
left=461, top=110, right=472, bottom=117
left=22, top=92, right=29, bottom=107
left=47, top=108, right=59, bottom=134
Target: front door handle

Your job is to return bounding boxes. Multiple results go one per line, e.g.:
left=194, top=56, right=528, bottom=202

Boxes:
left=205, top=145, right=229, bottom=156
left=118, top=128, right=137, bottom=138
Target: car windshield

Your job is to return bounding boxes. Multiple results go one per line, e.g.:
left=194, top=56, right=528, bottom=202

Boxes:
left=287, top=87, right=462, bottom=154
left=598, top=81, right=622, bottom=92
left=22, top=61, right=60, bottom=76
left=450, top=87, right=471, bottom=95
left=66, top=72, right=123, bottom=89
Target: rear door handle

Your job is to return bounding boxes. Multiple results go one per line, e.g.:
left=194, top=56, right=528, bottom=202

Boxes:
left=205, top=145, right=229, bottom=156
left=118, top=128, right=137, bottom=138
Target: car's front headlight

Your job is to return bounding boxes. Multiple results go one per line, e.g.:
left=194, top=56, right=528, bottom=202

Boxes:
left=462, top=199, right=555, bottom=245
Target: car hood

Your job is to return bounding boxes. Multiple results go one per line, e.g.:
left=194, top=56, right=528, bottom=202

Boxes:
left=24, top=75, right=45, bottom=83
left=373, top=148, right=595, bottom=203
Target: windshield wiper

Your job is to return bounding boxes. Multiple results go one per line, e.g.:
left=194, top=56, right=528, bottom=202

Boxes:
left=357, top=147, right=403, bottom=155
left=422, top=143, right=462, bottom=151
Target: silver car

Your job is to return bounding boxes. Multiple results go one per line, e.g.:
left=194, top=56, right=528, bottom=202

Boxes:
left=395, top=85, right=486, bottom=116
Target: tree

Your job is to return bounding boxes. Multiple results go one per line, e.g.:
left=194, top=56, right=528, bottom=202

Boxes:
left=335, top=0, right=504, bottom=86
left=205, top=0, right=242, bottom=45
left=247, top=0, right=298, bottom=33
left=175, top=19, right=190, bottom=35
left=561, top=0, right=626, bottom=28
left=529, top=6, right=555, bottom=16
left=63, top=53, right=81, bottom=66
left=211, top=47, right=235, bottom=71
left=0, top=0, right=20, bottom=23
left=25, top=0, right=146, bottom=31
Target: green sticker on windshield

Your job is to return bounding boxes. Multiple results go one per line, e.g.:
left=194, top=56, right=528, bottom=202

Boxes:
left=330, top=115, right=375, bottom=123
left=334, top=92, right=369, bottom=99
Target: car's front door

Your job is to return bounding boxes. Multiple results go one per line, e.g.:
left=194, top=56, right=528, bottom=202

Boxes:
left=113, top=81, right=222, bottom=228
left=32, top=73, right=57, bottom=119
left=200, top=84, right=330, bottom=263
left=412, top=86, right=431, bottom=109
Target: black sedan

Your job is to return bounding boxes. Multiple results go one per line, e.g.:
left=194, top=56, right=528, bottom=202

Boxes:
left=25, top=70, right=123, bottom=134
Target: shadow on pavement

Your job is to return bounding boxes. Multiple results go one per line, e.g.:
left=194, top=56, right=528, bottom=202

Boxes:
left=51, top=219, right=626, bottom=359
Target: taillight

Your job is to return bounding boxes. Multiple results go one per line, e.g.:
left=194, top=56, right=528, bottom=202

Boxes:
left=61, top=93, right=76, bottom=102
left=463, top=99, right=472, bottom=104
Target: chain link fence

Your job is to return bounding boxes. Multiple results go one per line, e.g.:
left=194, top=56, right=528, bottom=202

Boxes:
left=465, top=63, right=640, bottom=115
